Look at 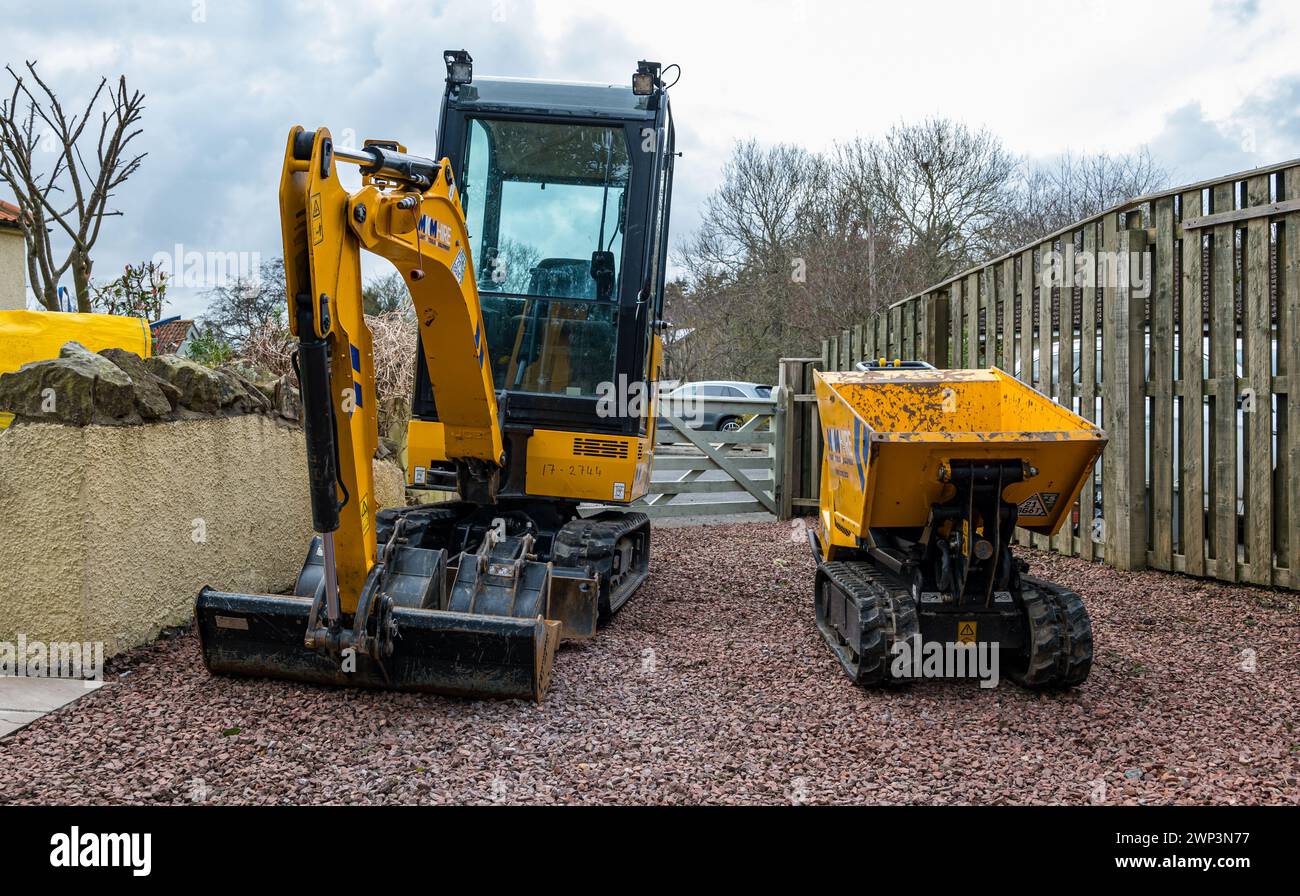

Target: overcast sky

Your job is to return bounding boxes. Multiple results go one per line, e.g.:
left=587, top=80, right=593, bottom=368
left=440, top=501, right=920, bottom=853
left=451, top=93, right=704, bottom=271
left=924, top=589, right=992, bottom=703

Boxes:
left=7, top=0, right=1300, bottom=318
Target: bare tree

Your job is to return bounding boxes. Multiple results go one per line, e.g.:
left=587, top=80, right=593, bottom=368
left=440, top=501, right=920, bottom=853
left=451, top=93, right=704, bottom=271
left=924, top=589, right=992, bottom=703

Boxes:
left=1003, top=148, right=1169, bottom=247
left=672, top=124, right=1171, bottom=380
left=0, top=61, right=146, bottom=311
left=852, top=120, right=1020, bottom=285
left=674, top=139, right=930, bottom=379
left=680, top=140, right=822, bottom=279
left=200, top=258, right=286, bottom=350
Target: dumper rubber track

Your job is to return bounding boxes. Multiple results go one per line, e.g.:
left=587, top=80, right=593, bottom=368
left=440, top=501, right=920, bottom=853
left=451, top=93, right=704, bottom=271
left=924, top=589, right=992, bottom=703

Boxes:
left=815, top=560, right=918, bottom=686
left=553, top=511, right=651, bottom=622
left=1008, top=576, right=1093, bottom=689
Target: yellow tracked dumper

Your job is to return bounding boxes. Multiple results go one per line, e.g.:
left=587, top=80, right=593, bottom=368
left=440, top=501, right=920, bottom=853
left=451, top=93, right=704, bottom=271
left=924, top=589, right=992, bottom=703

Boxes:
left=811, top=362, right=1106, bottom=688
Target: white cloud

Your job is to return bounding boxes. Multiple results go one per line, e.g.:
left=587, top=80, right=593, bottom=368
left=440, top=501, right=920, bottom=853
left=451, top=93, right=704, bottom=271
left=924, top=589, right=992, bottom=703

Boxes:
left=5, top=0, right=1300, bottom=318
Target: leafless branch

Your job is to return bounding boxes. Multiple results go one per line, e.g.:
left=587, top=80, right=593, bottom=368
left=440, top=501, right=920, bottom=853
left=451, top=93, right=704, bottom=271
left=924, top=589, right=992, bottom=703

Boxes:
left=0, top=60, right=146, bottom=311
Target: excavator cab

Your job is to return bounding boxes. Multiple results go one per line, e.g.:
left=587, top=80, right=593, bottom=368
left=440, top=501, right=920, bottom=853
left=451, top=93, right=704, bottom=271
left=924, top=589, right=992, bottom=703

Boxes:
left=195, top=53, right=675, bottom=702
left=408, top=68, right=675, bottom=496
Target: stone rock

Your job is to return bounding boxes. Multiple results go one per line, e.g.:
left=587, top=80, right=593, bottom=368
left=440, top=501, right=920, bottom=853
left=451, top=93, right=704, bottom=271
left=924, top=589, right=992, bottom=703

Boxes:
left=221, top=369, right=272, bottom=415
left=145, top=355, right=267, bottom=416
left=144, top=355, right=224, bottom=414
left=0, top=341, right=135, bottom=425
left=98, top=348, right=178, bottom=419
left=252, top=378, right=277, bottom=405
left=272, top=373, right=302, bottom=422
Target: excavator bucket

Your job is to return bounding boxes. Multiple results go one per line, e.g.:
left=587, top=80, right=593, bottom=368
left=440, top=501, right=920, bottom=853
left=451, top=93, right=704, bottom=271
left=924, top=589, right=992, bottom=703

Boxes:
left=196, top=537, right=561, bottom=701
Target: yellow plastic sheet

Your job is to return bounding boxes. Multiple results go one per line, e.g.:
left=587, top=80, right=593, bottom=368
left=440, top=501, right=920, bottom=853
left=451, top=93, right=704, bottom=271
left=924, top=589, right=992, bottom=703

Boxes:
left=0, top=310, right=152, bottom=428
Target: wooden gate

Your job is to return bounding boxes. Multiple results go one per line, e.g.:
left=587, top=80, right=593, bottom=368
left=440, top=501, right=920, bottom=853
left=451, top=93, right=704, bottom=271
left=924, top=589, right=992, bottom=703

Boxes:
left=634, top=395, right=780, bottom=519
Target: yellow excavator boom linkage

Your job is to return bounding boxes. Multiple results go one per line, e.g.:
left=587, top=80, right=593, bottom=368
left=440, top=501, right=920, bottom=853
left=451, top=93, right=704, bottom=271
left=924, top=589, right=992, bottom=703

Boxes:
left=279, top=127, right=378, bottom=612
left=278, top=126, right=504, bottom=615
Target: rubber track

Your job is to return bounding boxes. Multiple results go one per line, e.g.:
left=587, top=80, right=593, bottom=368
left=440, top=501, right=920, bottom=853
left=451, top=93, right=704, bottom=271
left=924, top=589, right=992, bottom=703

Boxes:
left=1011, top=576, right=1094, bottom=689
left=816, top=560, right=918, bottom=687
left=552, top=511, right=651, bottom=620
left=1007, top=590, right=1064, bottom=688
left=1024, top=575, right=1094, bottom=688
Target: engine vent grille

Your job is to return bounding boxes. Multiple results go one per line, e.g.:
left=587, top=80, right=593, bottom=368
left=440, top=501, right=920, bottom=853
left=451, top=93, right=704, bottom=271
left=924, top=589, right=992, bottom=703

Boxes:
left=573, top=437, right=630, bottom=459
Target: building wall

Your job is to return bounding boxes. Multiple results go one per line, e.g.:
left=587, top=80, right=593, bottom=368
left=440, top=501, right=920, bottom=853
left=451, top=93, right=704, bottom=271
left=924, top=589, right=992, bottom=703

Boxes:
left=0, top=228, right=24, bottom=311
left=0, top=415, right=407, bottom=656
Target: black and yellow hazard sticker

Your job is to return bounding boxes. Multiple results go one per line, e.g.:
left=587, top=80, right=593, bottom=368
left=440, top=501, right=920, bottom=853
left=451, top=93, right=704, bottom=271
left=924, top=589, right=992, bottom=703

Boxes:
left=957, top=620, right=977, bottom=644
left=1018, top=493, right=1048, bottom=517
left=310, top=193, right=324, bottom=245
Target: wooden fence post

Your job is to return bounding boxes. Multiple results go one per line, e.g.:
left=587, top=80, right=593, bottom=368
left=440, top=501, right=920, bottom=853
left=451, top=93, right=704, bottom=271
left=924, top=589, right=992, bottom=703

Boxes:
left=1178, top=188, right=1206, bottom=577
left=775, top=358, right=800, bottom=520
left=1243, top=175, right=1274, bottom=585
left=1285, top=168, right=1300, bottom=588
left=925, top=292, right=949, bottom=365
left=1052, top=231, right=1080, bottom=557
left=1102, top=217, right=1149, bottom=570
left=1209, top=183, right=1237, bottom=581
left=1150, top=199, right=1175, bottom=570
left=1000, top=258, right=1016, bottom=374
left=950, top=281, right=964, bottom=368
left=1079, top=222, right=1100, bottom=561
left=965, top=272, right=980, bottom=368
left=1019, top=249, right=1035, bottom=387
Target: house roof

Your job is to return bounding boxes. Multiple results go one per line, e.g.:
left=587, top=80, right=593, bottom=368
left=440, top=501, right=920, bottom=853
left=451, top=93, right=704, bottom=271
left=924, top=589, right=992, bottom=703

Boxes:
left=0, top=199, right=21, bottom=230
left=150, top=318, right=195, bottom=355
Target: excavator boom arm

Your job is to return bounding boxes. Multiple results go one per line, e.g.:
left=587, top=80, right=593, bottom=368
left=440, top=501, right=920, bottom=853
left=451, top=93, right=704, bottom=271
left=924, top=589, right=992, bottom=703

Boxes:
left=278, top=126, right=504, bottom=617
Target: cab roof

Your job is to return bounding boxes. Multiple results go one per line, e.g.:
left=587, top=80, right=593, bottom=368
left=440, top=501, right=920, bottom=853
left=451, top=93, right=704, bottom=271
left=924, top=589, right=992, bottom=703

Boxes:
left=448, top=76, right=661, bottom=121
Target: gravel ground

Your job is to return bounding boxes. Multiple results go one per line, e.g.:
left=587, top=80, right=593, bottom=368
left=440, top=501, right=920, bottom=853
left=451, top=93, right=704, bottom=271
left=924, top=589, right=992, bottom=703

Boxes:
left=2, top=519, right=1297, bottom=805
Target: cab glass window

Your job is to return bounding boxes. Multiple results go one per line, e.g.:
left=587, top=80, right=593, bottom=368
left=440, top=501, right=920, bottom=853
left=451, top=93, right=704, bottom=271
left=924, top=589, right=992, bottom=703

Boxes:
left=461, top=117, right=629, bottom=397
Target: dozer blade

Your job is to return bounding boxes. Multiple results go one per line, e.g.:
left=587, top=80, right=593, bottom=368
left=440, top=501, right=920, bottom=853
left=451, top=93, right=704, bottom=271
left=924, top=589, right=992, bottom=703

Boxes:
left=195, top=589, right=560, bottom=701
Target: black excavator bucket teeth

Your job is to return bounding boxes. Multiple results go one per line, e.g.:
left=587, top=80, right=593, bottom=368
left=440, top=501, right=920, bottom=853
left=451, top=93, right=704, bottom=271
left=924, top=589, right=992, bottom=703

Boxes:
left=195, top=588, right=560, bottom=701
left=196, top=535, right=563, bottom=701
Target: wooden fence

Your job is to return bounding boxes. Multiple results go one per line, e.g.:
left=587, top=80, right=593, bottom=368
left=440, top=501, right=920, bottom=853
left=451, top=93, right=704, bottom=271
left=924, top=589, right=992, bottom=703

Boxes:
left=806, top=157, right=1300, bottom=590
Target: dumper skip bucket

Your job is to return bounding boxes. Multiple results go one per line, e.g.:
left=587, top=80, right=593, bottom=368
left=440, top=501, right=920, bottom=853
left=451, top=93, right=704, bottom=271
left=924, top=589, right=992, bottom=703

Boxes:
left=815, top=367, right=1106, bottom=538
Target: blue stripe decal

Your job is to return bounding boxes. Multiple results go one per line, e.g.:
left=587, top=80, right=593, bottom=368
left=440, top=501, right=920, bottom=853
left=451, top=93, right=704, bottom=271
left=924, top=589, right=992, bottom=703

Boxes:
left=353, top=380, right=363, bottom=409
left=853, top=417, right=866, bottom=491
left=350, top=345, right=360, bottom=372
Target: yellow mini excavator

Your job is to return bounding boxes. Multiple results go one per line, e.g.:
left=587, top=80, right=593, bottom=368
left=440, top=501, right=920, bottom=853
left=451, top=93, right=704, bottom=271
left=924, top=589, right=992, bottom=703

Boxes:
left=196, top=53, right=677, bottom=700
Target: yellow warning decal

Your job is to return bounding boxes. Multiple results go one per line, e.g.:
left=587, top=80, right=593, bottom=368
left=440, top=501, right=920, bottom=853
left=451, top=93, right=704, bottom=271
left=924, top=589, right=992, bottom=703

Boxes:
left=310, top=193, right=324, bottom=245
left=957, top=621, right=977, bottom=644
